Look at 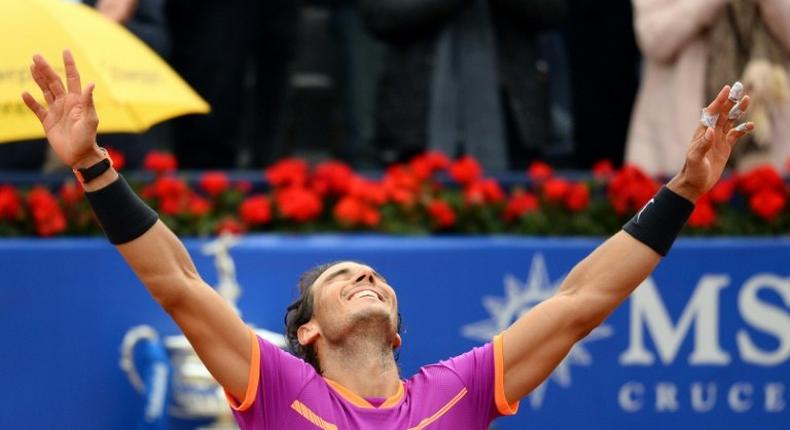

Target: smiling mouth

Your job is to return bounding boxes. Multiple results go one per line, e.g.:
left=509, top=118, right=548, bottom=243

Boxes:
left=348, top=288, right=383, bottom=302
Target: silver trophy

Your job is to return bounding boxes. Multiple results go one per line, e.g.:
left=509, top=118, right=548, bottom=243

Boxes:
left=121, top=233, right=286, bottom=430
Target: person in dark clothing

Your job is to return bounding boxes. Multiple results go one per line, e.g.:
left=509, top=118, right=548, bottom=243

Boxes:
left=568, top=0, right=640, bottom=169
left=165, top=0, right=299, bottom=169
left=359, top=0, right=568, bottom=171
left=92, top=0, right=170, bottom=56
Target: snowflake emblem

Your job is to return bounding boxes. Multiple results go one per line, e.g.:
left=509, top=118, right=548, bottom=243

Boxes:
left=460, top=254, right=614, bottom=409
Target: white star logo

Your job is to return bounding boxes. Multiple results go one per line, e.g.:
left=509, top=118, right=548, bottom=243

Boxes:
left=460, top=254, right=614, bottom=409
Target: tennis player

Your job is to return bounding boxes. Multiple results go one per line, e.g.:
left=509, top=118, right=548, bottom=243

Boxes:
left=23, top=50, right=753, bottom=429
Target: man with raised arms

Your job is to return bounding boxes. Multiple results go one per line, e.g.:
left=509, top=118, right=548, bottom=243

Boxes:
left=23, top=50, right=753, bottom=429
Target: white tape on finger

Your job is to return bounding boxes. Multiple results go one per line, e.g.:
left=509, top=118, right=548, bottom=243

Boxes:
left=700, top=109, right=719, bottom=128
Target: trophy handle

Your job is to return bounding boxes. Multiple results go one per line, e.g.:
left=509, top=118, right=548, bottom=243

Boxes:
left=120, top=325, right=161, bottom=393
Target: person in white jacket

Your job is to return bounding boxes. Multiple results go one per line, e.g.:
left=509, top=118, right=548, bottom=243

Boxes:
left=627, top=0, right=790, bottom=175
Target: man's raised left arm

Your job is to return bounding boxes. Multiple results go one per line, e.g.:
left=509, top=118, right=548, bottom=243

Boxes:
left=499, top=83, right=754, bottom=403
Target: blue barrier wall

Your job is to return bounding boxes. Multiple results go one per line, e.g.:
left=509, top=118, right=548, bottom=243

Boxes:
left=1, top=236, right=788, bottom=429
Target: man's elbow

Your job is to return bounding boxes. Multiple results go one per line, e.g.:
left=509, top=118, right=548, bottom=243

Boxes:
left=144, top=271, right=196, bottom=311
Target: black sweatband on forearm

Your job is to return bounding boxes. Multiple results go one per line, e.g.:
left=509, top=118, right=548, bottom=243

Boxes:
left=85, top=175, right=159, bottom=245
left=622, top=186, right=695, bottom=256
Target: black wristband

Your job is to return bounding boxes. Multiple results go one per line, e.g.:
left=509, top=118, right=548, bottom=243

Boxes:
left=85, top=176, right=159, bottom=245
left=622, top=186, right=695, bottom=256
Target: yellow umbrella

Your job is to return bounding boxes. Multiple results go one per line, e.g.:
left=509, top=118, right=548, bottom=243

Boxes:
left=0, top=0, right=209, bottom=143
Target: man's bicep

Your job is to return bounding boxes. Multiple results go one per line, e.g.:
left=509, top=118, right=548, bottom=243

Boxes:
left=500, top=293, right=588, bottom=402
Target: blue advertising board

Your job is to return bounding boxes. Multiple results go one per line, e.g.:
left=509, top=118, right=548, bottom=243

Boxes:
left=0, top=235, right=788, bottom=429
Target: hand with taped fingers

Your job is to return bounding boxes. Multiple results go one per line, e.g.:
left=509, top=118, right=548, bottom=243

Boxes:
left=667, top=82, right=755, bottom=203
left=21, top=50, right=105, bottom=171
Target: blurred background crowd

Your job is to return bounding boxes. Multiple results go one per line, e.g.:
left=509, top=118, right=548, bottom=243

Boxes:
left=3, top=0, right=790, bottom=176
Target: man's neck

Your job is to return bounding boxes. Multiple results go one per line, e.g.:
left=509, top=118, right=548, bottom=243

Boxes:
left=319, top=336, right=400, bottom=400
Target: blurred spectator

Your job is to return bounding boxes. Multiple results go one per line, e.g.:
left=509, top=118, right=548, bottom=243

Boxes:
left=165, top=0, right=298, bottom=168
left=360, top=0, right=569, bottom=171
left=92, top=0, right=170, bottom=56
left=329, top=1, right=385, bottom=169
left=626, top=0, right=790, bottom=175
left=282, top=6, right=338, bottom=162
left=283, top=3, right=384, bottom=169
left=539, top=30, right=576, bottom=167
left=568, top=0, right=640, bottom=169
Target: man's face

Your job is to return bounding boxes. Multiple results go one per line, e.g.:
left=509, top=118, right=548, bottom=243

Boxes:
left=302, top=261, right=400, bottom=348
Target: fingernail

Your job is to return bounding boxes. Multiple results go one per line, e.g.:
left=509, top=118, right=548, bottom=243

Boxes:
left=700, top=109, right=719, bottom=128
left=729, top=81, right=744, bottom=102
left=735, top=123, right=752, bottom=132
left=728, top=102, right=744, bottom=120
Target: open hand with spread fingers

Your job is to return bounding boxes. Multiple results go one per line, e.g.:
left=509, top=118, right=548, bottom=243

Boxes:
left=667, top=82, right=754, bottom=202
left=21, top=50, right=105, bottom=170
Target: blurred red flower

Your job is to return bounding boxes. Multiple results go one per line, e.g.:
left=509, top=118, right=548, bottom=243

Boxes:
left=0, top=185, right=22, bottom=221
left=688, top=199, right=716, bottom=228
left=160, top=197, right=182, bottom=216
left=465, top=179, right=505, bottom=205
left=424, top=151, right=451, bottom=170
left=188, top=195, right=212, bottom=217
left=527, top=161, right=553, bottom=182
left=564, top=183, right=590, bottom=212
left=543, top=178, right=570, bottom=202
left=385, top=165, right=421, bottom=192
left=240, top=195, right=272, bottom=225
left=142, top=176, right=190, bottom=216
left=215, top=217, right=246, bottom=235
left=739, top=165, right=785, bottom=195
left=313, top=161, right=354, bottom=196
left=334, top=196, right=381, bottom=227
left=390, top=188, right=416, bottom=207
left=27, top=186, right=66, bottom=236
left=382, top=166, right=420, bottom=207
left=199, top=172, right=230, bottom=197
left=410, top=152, right=450, bottom=180
left=709, top=177, right=737, bottom=204
left=450, top=156, right=483, bottom=185
left=409, top=156, right=433, bottom=181
left=427, top=200, right=456, bottom=228
left=105, top=147, right=125, bottom=171
left=59, top=181, right=84, bottom=207
left=266, top=158, right=309, bottom=188
left=150, top=176, right=189, bottom=201
left=608, top=165, right=660, bottom=215
left=275, top=187, right=323, bottom=222
left=503, top=191, right=538, bottom=221
left=592, top=160, right=614, bottom=179
left=749, top=188, right=786, bottom=221
left=143, top=151, right=177, bottom=175
left=351, top=177, right=388, bottom=206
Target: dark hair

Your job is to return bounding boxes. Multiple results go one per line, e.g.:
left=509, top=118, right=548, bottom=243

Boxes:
left=284, top=261, right=402, bottom=373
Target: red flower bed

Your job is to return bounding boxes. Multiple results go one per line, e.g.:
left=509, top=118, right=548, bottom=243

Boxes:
left=0, top=151, right=788, bottom=237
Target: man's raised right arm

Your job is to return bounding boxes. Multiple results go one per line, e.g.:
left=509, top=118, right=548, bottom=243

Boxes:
left=22, top=50, right=251, bottom=401
left=116, top=216, right=251, bottom=401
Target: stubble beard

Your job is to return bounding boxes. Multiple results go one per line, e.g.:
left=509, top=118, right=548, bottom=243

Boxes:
left=327, top=306, right=397, bottom=358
